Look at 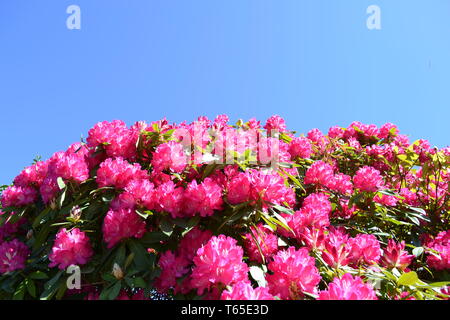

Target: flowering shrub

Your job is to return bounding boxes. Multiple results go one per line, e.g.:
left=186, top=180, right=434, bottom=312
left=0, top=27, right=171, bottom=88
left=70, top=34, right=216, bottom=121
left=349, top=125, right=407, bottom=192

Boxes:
left=0, top=116, right=449, bottom=300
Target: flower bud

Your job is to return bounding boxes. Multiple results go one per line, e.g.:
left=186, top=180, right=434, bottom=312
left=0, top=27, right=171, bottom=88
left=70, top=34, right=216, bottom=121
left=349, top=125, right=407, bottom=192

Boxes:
left=112, top=263, right=124, bottom=280
left=70, top=206, right=82, bottom=221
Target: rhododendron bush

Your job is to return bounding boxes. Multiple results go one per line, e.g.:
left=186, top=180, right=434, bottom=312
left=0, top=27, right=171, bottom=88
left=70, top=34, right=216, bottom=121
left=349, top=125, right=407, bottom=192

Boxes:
left=0, top=115, right=449, bottom=300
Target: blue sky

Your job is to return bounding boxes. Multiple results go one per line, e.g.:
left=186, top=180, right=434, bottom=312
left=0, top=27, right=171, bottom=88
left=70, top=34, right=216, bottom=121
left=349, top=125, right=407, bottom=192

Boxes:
left=1, top=0, right=449, bottom=184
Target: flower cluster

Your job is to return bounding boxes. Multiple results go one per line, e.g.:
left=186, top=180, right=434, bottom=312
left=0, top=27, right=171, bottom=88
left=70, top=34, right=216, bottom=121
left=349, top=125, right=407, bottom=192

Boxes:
left=48, top=228, right=94, bottom=270
left=190, top=235, right=249, bottom=296
left=318, top=273, right=378, bottom=300
left=0, top=115, right=449, bottom=301
left=0, top=239, right=29, bottom=274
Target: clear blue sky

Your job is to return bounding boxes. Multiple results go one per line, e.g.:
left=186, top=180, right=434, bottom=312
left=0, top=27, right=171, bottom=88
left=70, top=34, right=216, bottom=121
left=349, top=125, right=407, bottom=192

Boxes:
left=1, top=0, right=449, bottom=184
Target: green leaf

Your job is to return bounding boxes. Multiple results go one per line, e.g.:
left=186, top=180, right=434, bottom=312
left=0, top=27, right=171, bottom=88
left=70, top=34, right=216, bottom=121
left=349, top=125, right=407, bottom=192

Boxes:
left=26, top=279, right=36, bottom=298
left=172, top=216, right=200, bottom=229
left=423, top=281, right=450, bottom=288
left=260, top=214, right=277, bottom=232
left=99, top=285, right=112, bottom=300
left=124, top=253, right=135, bottom=270
left=33, top=223, right=52, bottom=250
left=159, top=218, right=174, bottom=237
left=407, top=206, right=427, bottom=216
left=135, top=209, right=151, bottom=220
left=412, top=247, right=424, bottom=257
left=57, top=188, right=67, bottom=209
left=56, top=177, right=66, bottom=190
left=272, top=205, right=295, bottom=215
left=6, top=207, right=27, bottom=224
left=29, top=271, right=49, bottom=280
left=50, top=222, right=72, bottom=227
left=249, top=266, right=267, bottom=288
left=278, top=238, right=288, bottom=247
left=132, top=277, right=147, bottom=288
left=382, top=216, right=412, bottom=226
left=267, top=210, right=293, bottom=233
left=13, top=280, right=26, bottom=300
left=128, top=240, right=154, bottom=270
left=398, top=271, right=419, bottom=286
left=408, top=216, right=420, bottom=226
left=140, top=231, right=169, bottom=244
left=115, top=244, right=127, bottom=266
left=109, top=281, right=122, bottom=300
left=102, top=273, right=117, bottom=283
left=55, top=282, right=67, bottom=300
left=378, top=189, right=397, bottom=196
left=40, top=271, right=64, bottom=300
left=202, top=163, right=219, bottom=179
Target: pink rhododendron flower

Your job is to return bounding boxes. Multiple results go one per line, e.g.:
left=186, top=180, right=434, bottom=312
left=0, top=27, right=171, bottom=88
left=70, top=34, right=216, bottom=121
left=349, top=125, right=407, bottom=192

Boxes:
left=184, top=178, right=224, bottom=217
left=327, top=173, right=353, bottom=195
left=0, top=239, right=29, bottom=274
left=440, top=286, right=450, bottom=300
left=243, top=223, right=278, bottom=263
left=328, top=126, right=345, bottom=139
left=373, top=193, right=399, bottom=206
left=298, top=227, right=326, bottom=250
left=87, top=120, right=138, bottom=160
left=345, top=121, right=379, bottom=140
left=424, top=231, right=450, bottom=270
left=226, top=171, right=252, bottom=204
left=304, top=161, right=334, bottom=186
left=286, top=193, right=331, bottom=237
left=248, top=170, right=295, bottom=210
left=380, top=240, right=414, bottom=270
left=47, top=148, right=89, bottom=184
left=102, top=207, right=146, bottom=248
left=266, top=247, right=321, bottom=300
left=40, top=175, right=60, bottom=204
left=353, top=166, right=384, bottom=192
left=246, top=118, right=261, bottom=129
left=378, top=123, right=398, bottom=139
left=122, top=179, right=156, bottom=210
left=321, top=227, right=351, bottom=268
left=221, top=281, right=274, bottom=300
left=318, top=273, right=378, bottom=300
left=333, top=199, right=357, bottom=219
left=393, top=291, right=416, bottom=300
left=13, top=161, right=49, bottom=188
left=307, top=128, right=327, bottom=148
left=257, top=137, right=291, bottom=165
left=154, top=250, right=190, bottom=293
left=178, top=227, right=213, bottom=261
left=96, top=157, right=149, bottom=189
left=288, top=137, right=312, bottom=159
left=190, top=235, right=249, bottom=295
left=212, top=114, right=229, bottom=130
left=403, top=189, right=421, bottom=207
left=348, top=234, right=381, bottom=265
left=393, top=134, right=410, bottom=148
left=48, top=228, right=93, bottom=270
left=151, top=141, right=187, bottom=173
left=0, top=216, right=26, bottom=243
left=227, top=170, right=295, bottom=210
left=1, top=185, right=37, bottom=207
left=155, top=181, right=185, bottom=218
left=264, top=115, right=287, bottom=133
